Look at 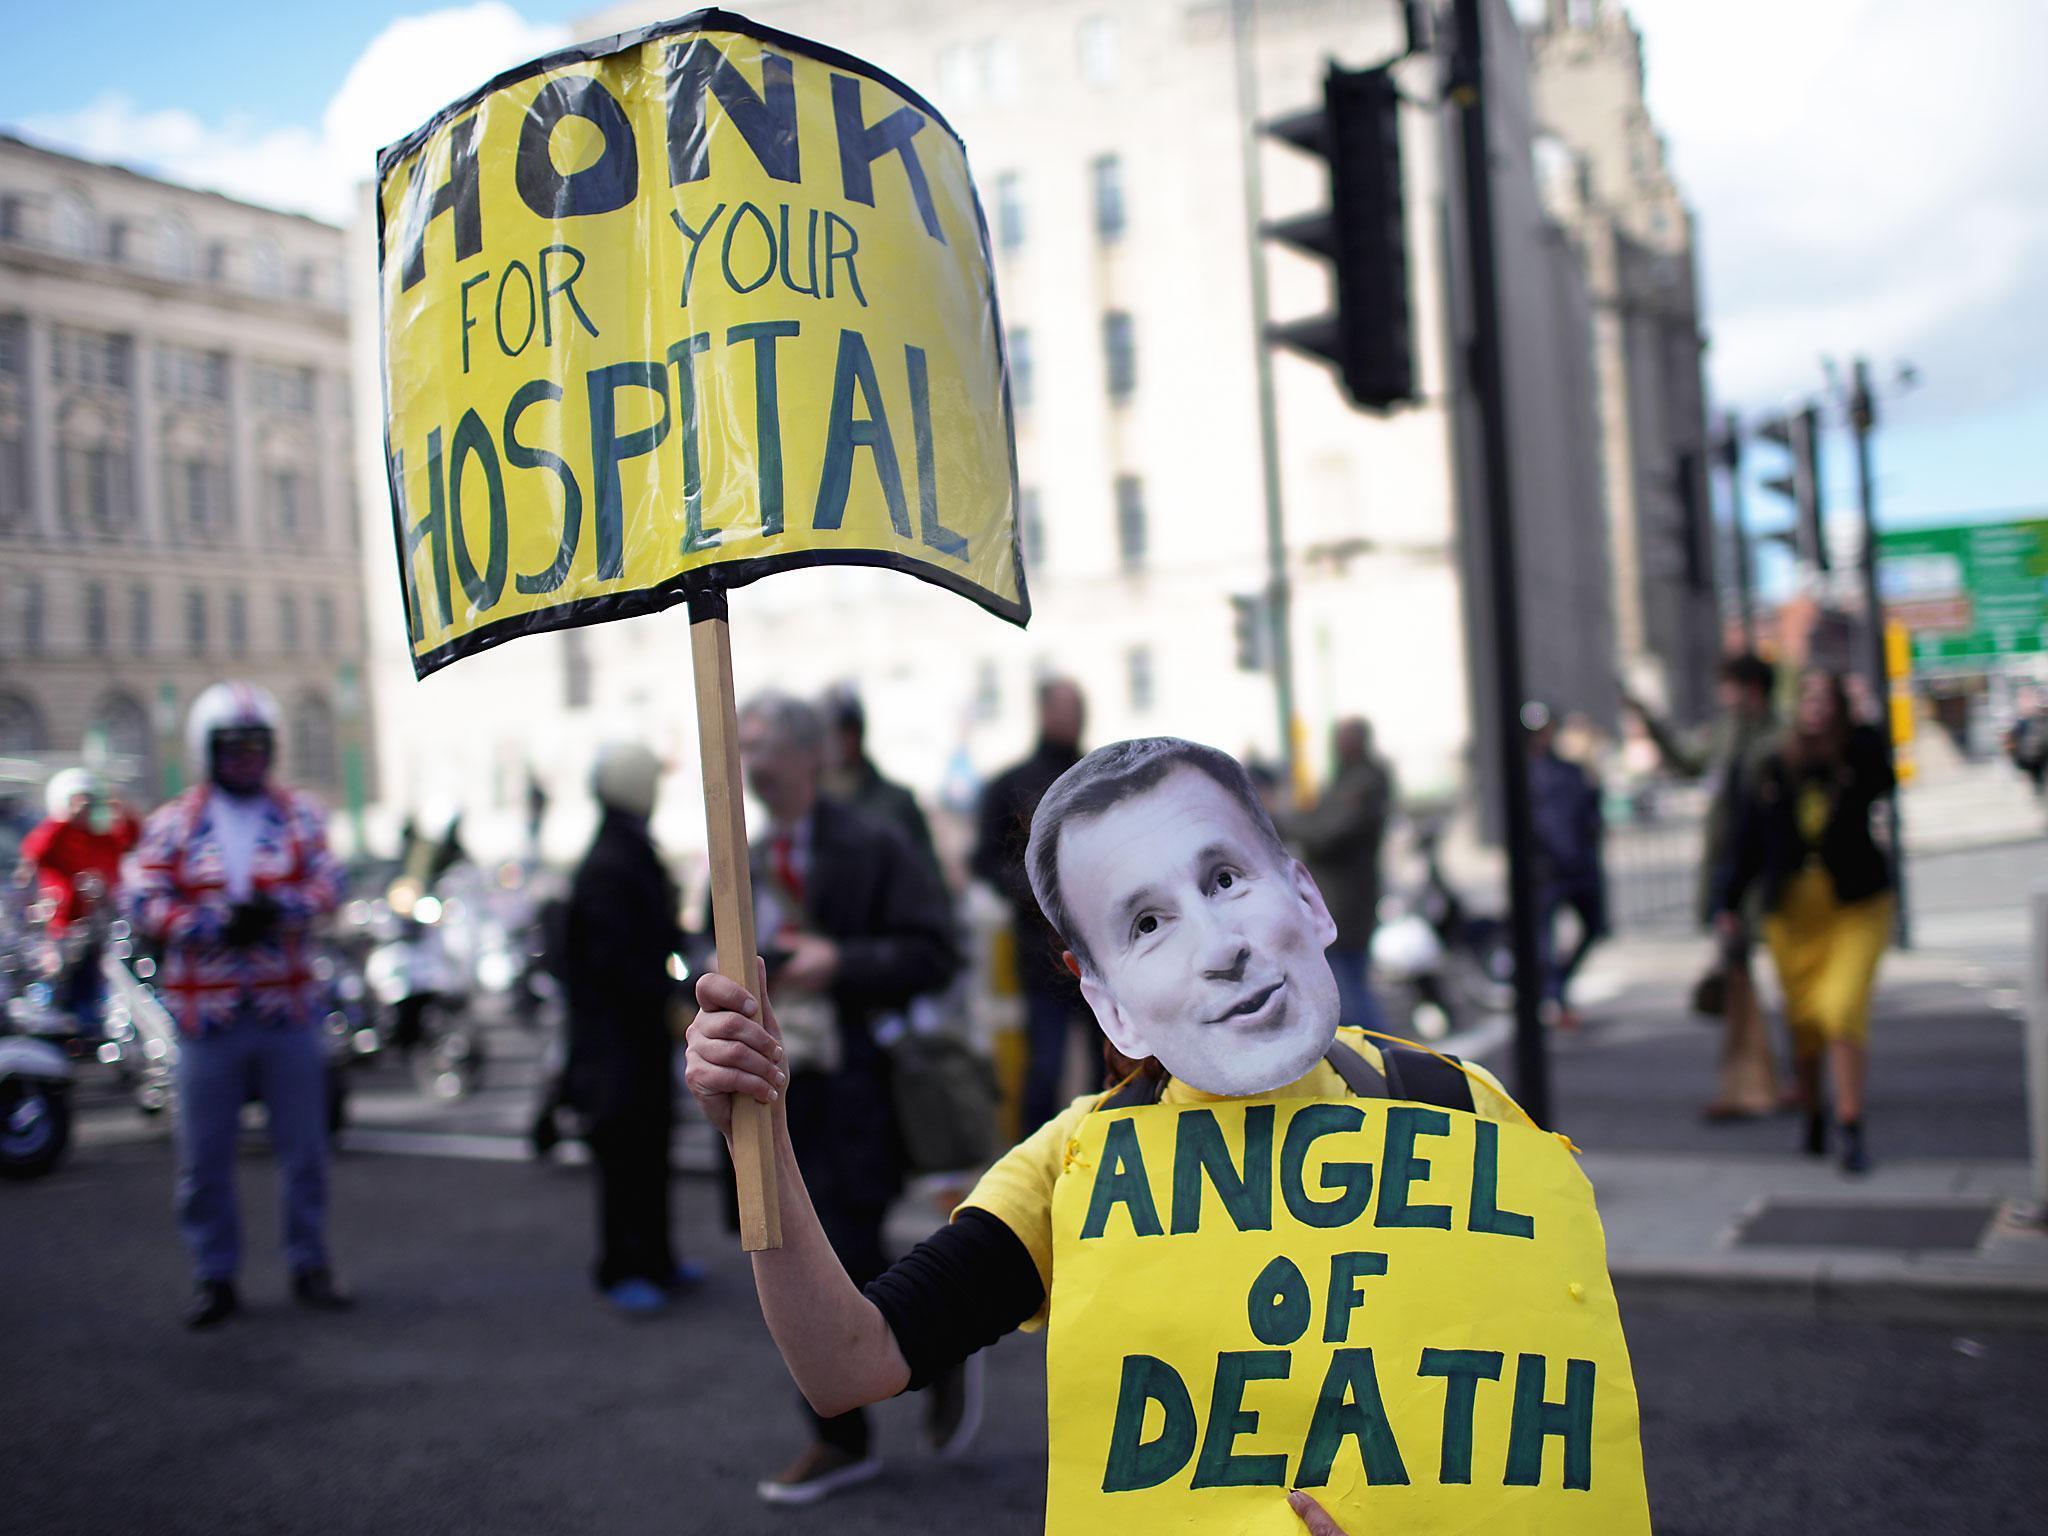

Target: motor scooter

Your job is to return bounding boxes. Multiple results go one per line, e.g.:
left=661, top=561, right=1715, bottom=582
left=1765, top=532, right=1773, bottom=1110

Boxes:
left=355, top=875, right=485, bottom=1101
left=0, top=872, right=79, bottom=1178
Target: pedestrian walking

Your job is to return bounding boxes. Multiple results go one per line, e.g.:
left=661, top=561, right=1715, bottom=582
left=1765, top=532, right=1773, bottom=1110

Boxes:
left=1524, top=703, right=1607, bottom=1030
left=970, top=677, right=1091, bottom=1132
left=733, top=692, right=964, bottom=1503
left=124, top=682, right=348, bottom=1329
left=560, top=742, right=699, bottom=1315
left=1716, top=669, right=1896, bottom=1173
left=2006, top=685, right=2048, bottom=798
left=1629, top=654, right=1783, bottom=1118
left=1274, top=718, right=1394, bottom=1035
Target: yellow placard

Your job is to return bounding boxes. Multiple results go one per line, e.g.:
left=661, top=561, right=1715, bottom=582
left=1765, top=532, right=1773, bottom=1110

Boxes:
left=376, top=12, right=1025, bottom=678
left=1046, top=1098, right=1650, bottom=1534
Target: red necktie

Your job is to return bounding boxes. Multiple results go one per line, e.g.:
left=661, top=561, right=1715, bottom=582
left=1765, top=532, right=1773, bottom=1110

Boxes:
left=772, top=832, right=805, bottom=907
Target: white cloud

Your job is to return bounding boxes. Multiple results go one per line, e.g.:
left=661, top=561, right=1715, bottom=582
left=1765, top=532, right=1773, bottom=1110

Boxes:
left=14, top=3, right=569, bottom=224
left=1607, top=0, right=2048, bottom=421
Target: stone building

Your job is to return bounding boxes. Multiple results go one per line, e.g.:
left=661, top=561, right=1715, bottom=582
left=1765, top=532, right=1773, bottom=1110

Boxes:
left=1527, top=0, right=1722, bottom=721
left=0, top=134, right=373, bottom=815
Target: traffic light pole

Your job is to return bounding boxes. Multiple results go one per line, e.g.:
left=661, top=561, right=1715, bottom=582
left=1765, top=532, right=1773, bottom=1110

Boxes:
left=1231, top=0, right=1300, bottom=790
left=1850, top=358, right=1910, bottom=948
left=1450, top=0, right=1550, bottom=1128
left=1721, top=413, right=1756, bottom=651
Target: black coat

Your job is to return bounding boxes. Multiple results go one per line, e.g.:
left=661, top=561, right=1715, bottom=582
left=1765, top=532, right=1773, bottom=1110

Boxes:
left=969, top=741, right=1082, bottom=989
left=562, top=810, right=685, bottom=1128
left=1718, top=725, right=1897, bottom=916
left=755, top=797, right=959, bottom=1210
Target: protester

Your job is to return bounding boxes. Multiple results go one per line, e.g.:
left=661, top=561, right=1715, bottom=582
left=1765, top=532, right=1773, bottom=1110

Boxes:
left=970, top=677, right=1091, bottom=1131
left=735, top=692, right=963, bottom=1502
left=124, top=682, right=347, bottom=1329
left=1717, top=669, right=1896, bottom=1174
left=1629, top=654, right=1783, bottom=1118
left=685, top=738, right=1629, bottom=1535
left=560, top=742, right=700, bottom=1315
left=822, top=684, right=943, bottom=884
left=21, top=767, right=140, bottom=1028
left=1524, top=703, right=1607, bottom=1030
left=2007, top=685, right=2048, bottom=798
left=1273, top=718, right=1394, bottom=1035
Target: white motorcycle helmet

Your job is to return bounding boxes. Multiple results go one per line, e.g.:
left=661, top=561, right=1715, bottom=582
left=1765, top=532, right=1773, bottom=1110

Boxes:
left=185, top=681, right=283, bottom=784
left=44, top=766, right=102, bottom=820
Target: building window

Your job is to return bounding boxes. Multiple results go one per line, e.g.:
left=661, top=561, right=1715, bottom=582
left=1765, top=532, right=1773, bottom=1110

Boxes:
left=315, top=593, right=336, bottom=651
left=563, top=628, right=592, bottom=709
left=157, top=344, right=227, bottom=401
left=157, top=218, right=195, bottom=279
left=52, top=327, right=130, bottom=389
left=935, top=43, right=976, bottom=104
left=0, top=315, right=24, bottom=375
left=970, top=658, right=1000, bottom=722
left=1092, top=155, right=1126, bottom=242
left=1009, top=328, right=1033, bottom=410
left=994, top=172, right=1025, bottom=252
left=0, top=692, right=45, bottom=755
left=12, top=576, right=44, bottom=653
left=226, top=591, right=249, bottom=655
left=1103, top=311, right=1136, bottom=400
left=268, top=467, right=313, bottom=536
left=250, top=363, right=315, bottom=415
left=978, top=38, right=1019, bottom=101
left=61, top=443, right=134, bottom=531
left=167, top=455, right=230, bottom=536
left=291, top=692, right=337, bottom=785
left=1115, top=475, right=1147, bottom=571
left=185, top=588, right=207, bottom=656
left=1077, top=15, right=1118, bottom=85
left=0, top=433, right=26, bottom=528
left=249, top=240, right=286, bottom=297
left=49, top=191, right=95, bottom=258
left=1127, top=646, right=1154, bottom=713
left=129, top=585, right=152, bottom=651
left=1020, top=485, right=1045, bottom=569
left=278, top=592, right=299, bottom=653
left=83, top=581, right=107, bottom=654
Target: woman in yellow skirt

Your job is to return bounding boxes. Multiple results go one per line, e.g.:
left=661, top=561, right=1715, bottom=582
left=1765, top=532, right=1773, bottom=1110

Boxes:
left=1715, top=670, right=1896, bottom=1173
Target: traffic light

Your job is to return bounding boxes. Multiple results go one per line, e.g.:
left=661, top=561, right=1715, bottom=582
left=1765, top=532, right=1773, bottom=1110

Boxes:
left=1231, top=593, right=1268, bottom=672
left=1262, top=64, right=1414, bottom=411
left=1753, top=405, right=1828, bottom=571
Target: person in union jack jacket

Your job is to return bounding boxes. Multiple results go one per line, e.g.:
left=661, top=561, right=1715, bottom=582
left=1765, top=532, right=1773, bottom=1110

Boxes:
left=125, top=681, right=348, bottom=1329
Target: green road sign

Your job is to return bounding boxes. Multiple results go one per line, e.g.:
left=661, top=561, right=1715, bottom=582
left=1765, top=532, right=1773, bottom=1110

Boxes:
left=1877, top=515, right=2048, bottom=671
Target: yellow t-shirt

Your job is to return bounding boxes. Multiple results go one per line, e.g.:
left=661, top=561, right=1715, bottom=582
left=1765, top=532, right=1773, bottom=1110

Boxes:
left=957, top=1028, right=1528, bottom=1330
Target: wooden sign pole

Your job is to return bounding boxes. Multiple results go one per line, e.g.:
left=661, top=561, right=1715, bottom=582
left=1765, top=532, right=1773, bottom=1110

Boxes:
left=687, top=588, right=782, bottom=1251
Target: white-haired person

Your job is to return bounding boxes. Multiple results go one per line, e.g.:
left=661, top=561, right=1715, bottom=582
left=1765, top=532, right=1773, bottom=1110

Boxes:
left=124, top=682, right=347, bottom=1329
left=685, top=737, right=1537, bottom=1533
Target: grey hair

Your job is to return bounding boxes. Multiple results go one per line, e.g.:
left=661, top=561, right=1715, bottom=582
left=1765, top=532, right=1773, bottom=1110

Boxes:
left=1024, top=737, right=1290, bottom=975
left=739, top=690, right=825, bottom=756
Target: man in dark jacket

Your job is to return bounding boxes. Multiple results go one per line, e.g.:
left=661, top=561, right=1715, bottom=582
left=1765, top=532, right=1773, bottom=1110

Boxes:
left=970, top=678, right=1088, bottom=1132
left=1276, top=718, right=1395, bottom=1033
left=738, top=691, right=961, bottom=1504
left=562, top=742, right=692, bottom=1314
left=1524, top=704, right=1607, bottom=1030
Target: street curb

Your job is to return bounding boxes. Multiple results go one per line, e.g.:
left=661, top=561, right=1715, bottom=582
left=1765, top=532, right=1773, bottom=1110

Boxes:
left=1610, top=1257, right=2048, bottom=1333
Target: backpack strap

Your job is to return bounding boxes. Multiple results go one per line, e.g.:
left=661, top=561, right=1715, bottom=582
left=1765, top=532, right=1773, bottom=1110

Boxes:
left=1096, top=1071, right=1166, bottom=1112
left=1380, top=1043, right=1476, bottom=1113
left=1322, top=1040, right=1391, bottom=1098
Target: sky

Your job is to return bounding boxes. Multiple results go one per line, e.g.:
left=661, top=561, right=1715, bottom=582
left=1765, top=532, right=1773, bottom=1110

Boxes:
left=5, top=0, right=2044, bottom=569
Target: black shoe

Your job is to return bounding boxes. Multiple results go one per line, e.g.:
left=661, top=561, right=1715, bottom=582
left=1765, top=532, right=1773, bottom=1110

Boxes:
left=1802, top=1110, right=1828, bottom=1157
left=1839, top=1120, right=1870, bottom=1176
left=291, top=1268, right=354, bottom=1311
left=185, top=1280, right=238, bottom=1330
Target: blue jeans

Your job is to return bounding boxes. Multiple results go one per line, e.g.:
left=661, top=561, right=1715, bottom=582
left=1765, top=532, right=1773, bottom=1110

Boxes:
left=175, top=1024, right=330, bottom=1283
left=1326, top=946, right=1389, bottom=1036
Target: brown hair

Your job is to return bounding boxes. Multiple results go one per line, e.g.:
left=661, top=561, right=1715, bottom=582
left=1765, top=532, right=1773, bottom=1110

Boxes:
left=1784, top=668, right=1851, bottom=771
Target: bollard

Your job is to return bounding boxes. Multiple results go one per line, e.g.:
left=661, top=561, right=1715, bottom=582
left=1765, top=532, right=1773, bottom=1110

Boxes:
left=2029, top=882, right=2048, bottom=1219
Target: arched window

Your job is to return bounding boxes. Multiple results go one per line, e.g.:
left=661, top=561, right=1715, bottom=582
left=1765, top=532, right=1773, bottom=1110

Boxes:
left=0, top=692, right=46, bottom=756
left=248, top=239, right=286, bottom=297
left=157, top=217, right=195, bottom=279
left=291, top=690, right=337, bottom=786
left=85, top=690, right=154, bottom=796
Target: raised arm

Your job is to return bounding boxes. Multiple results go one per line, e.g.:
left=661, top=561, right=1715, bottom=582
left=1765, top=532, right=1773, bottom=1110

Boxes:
left=685, top=962, right=913, bottom=1417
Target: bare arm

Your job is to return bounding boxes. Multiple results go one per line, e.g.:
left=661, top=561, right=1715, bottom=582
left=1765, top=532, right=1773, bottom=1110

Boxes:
left=685, top=963, right=913, bottom=1417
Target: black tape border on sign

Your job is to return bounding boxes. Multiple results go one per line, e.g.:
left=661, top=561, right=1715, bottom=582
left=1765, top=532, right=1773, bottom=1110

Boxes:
left=374, top=6, right=1030, bottom=681
left=406, top=547, right=1028, bottom=681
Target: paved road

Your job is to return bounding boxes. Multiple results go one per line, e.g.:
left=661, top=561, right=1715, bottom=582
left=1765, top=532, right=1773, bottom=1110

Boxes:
left=4, top=1143, right=2042, bottom=1536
